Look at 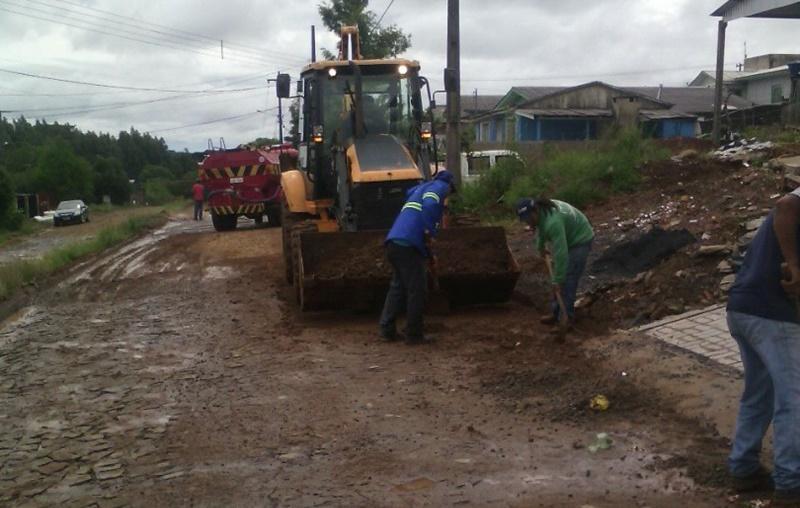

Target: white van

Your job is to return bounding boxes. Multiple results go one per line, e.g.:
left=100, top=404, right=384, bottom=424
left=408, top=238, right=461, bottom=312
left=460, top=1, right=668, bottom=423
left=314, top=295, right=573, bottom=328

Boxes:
left=461, top=150, right=520, bottom=183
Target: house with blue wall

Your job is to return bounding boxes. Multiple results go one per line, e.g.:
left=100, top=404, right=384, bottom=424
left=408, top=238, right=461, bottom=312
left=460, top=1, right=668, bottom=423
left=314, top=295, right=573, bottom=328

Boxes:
left=470, top=82, right=753, bottom=143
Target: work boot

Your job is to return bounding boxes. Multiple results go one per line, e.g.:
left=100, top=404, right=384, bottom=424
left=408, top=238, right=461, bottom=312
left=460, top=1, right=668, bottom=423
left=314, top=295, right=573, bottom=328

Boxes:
left=773, top=489, right=800, bottom=507
left=380, top=329, right=403, bottom=342
left=540, top=314, right=557, bottom=325
left=730, top=467, right=773, bottom=493
left=405, top=335, right=434, bottom=345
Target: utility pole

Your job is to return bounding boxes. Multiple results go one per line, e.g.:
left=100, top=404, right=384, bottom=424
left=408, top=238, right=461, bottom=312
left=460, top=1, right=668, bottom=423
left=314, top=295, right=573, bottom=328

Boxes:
left=712, top=20, right=727, bottom=147
left=445, top=0, right=461, bottom=187
left=277, top=97, right=284, bottom=142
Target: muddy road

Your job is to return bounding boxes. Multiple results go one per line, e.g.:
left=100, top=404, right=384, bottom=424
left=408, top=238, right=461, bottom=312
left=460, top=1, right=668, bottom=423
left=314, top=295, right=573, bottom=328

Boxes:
left=0, top=218, right=747, bottom=507
left=0, top=207, right=165, bottom=267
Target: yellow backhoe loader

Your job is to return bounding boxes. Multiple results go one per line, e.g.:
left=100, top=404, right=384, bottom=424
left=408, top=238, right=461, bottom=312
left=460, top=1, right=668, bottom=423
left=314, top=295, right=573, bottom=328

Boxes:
left=281, top=26, right=519, bottom=310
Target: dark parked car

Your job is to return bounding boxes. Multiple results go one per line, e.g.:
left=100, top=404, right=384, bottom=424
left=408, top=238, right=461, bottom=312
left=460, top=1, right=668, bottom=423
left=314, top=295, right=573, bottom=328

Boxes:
left=53, top=200, right=89, bottom=227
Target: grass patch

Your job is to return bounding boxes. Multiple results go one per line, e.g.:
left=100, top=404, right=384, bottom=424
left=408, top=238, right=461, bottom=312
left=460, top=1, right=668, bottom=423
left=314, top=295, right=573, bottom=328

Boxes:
left=0, top=213, right=166, bottom=301
left=0, top=221, right=44, bottom=248
left=453, top=130, right=669, bottom=216
left=742, top=126, right=800, bottom=145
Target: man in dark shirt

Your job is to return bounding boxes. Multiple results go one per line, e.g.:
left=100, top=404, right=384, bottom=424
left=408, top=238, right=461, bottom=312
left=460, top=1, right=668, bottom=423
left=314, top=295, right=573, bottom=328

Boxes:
left=726, top=188, right=800, bottom=505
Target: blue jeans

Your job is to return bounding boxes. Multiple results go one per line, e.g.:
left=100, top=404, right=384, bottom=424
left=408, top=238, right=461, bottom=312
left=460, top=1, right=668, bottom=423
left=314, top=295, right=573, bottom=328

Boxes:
left=727, top=311, right=800, bottom=490
left=193, top=200, right=203, bottom=220
left=551, top=240, right=592, bottom=320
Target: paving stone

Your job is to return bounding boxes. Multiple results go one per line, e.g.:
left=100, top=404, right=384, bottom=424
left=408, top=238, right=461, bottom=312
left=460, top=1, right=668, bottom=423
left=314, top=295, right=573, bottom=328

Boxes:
left=641, top=305, right=743, bottom=372
left=63, top=473, right=93, bottom=486
left=95, top=469, right=124, bottom=481
left=35, top=461, right=70, bottom=476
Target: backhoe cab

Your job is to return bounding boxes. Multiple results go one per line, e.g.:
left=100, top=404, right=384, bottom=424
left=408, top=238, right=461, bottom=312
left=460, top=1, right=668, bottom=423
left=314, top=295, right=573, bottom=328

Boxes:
left=282, top=27, right=433, bottom=232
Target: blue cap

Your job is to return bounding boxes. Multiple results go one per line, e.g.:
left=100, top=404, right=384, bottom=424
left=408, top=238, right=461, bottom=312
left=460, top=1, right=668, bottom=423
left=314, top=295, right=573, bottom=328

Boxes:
left=434, top=170, right=454, bottom=184
left=515, top=197, right=535, bottom=221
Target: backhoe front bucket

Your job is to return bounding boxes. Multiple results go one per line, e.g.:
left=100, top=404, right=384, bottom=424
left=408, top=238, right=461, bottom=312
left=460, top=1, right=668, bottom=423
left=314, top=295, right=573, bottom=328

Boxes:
left=295, top=227, right=520, bottom=311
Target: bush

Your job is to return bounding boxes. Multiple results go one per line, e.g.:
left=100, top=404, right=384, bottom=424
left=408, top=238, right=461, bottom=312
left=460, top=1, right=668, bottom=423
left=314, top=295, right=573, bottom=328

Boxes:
left=454, top=156, right=527, bottom=214
left=0, top=168, right=24, bottom=231
left=453, top=130, right=669, bottom=216
left=144, top=179, right=174, bottom=205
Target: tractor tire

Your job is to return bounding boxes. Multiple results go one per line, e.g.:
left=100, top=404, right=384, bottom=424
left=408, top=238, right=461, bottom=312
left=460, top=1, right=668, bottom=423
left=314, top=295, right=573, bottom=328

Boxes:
left=281, top=201, right=315, bottom=286
left=254, top=214, right=264, bottom=226
left=289, top=220, right=317, bottom=302
left=266, top=205, right=282, bottom=227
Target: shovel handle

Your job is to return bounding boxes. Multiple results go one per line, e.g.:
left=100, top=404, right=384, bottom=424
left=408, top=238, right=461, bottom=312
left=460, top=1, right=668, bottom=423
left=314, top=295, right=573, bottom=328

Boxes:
left=430, top=255, right=440, bottom=291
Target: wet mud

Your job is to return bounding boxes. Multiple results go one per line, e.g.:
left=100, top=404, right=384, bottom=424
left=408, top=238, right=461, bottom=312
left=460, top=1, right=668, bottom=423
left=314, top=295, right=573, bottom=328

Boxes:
left=0, top=216, right=750, bottom=507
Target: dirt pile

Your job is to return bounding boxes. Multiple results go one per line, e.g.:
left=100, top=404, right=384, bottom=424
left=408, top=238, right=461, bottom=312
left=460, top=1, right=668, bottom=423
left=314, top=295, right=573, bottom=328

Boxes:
left=305, top=227, right=514, bottom=280
left=589, top=227, right=696, bottom=279
left=508, top=152, right=796, bottom=329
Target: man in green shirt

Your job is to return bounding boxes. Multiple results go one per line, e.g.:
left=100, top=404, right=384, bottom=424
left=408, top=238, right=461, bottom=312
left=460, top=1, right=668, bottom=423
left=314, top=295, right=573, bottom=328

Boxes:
left=516, top=197, right=594, bottom=325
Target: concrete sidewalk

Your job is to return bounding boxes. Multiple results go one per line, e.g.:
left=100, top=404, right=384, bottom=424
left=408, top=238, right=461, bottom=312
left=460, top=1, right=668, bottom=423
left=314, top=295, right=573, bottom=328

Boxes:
left=638, top=304, right=743, bottom=372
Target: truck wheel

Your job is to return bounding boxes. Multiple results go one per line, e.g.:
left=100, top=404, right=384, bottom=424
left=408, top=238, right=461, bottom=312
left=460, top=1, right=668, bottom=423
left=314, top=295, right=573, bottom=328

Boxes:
left=254, top=215, right=264, bottom=226
left=212, top=212, right=237, bottom=232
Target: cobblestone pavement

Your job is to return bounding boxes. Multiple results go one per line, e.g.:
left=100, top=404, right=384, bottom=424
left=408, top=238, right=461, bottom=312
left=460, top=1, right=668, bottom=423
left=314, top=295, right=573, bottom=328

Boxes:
left=639, top=305, right=743, bottom=372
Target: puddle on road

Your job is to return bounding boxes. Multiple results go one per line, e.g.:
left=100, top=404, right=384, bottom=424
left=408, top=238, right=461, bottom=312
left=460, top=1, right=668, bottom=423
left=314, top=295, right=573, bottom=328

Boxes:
left=0, top=306, right=44, bottom=348
left=203, top=266, right=238, bottom=280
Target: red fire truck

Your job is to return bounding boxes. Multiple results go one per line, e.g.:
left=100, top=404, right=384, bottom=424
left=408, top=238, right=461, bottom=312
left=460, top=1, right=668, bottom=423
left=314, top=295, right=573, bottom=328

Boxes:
left=198, top=144, right=297, bottom=231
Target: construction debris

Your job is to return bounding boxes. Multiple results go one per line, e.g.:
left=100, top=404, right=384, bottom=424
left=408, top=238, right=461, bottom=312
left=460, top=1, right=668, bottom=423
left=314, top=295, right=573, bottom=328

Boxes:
left=714, top=138, right=774, bottom=162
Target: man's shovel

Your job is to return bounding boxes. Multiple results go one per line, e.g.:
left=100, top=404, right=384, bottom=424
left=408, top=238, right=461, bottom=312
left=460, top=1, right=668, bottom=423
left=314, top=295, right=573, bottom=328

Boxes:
left=544, top=255, right=569, bottom=343
left=427, top=254, right=450, bottom=315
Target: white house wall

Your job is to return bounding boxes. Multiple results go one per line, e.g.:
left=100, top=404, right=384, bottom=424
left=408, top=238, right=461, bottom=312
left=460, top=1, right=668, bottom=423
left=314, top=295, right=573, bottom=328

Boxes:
left=743, top=74, right=794, bottom=103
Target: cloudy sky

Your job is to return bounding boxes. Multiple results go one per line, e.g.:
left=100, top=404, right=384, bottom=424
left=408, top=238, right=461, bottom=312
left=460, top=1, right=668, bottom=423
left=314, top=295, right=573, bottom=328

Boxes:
left=1, top=0, right=798, bottom=152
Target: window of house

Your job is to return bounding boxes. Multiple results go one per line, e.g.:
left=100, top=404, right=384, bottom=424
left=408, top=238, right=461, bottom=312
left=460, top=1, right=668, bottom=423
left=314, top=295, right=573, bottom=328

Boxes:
left=771, top=85, right=784, bottom=104
left=467, top=156, right=491, bottom=176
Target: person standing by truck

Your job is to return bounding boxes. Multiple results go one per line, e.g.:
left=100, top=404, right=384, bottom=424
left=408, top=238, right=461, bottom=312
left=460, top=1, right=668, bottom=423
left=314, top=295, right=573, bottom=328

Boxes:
left=192, top=179, right=205, bottom=221
left=379, top=170, right=455, bottom=345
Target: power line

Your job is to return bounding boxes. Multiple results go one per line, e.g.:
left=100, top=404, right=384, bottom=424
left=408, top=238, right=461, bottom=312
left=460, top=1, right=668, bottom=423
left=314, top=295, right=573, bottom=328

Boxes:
left=0, top=67, right=267, bottom=94
left=146, top=108, right=277, bottom=134
left=0, top=3, right=280, bottom=68
left=46, top=0, right=307, bottom=66
left=4, top=87, right=265, bottom=115
left=377, top=0, right=397, bottom=24
left=461, top=63, right=743, bottom=83
left=0, top=72, right=270, bottom=97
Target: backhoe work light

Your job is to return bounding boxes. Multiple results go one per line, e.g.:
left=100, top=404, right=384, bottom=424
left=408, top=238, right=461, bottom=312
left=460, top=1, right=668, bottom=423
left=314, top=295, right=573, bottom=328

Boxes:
left=328, top=67, right=338, bottom=78
left=312, top=125, right=324, bottom=143
left=421, top=122, right=432, bottom=140
left=398, top=64, right=408, bottom=76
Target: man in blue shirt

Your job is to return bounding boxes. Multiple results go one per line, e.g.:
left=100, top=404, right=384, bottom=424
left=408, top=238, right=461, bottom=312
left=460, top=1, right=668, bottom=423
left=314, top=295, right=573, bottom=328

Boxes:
left=379, top=170, right=454, bottom=344
left=726, top=188, right=800, bottom=505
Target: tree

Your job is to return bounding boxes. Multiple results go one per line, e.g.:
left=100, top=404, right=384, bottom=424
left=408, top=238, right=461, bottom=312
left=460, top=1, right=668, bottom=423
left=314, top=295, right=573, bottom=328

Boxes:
left=34, top=140, right=93, bottom=204
left=0, top=168, right=22, bottom=230
left=318, top=0, right=411, bottom=59
left=93, top=157, right=131, bottom=205
left=139, top=164, right=173, bottom=183
left=288, top=99, right=301, bottom=146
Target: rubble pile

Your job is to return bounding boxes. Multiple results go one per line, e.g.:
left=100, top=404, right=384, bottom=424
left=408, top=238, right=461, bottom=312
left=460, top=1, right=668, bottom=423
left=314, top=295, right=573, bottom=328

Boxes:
left=714, top=138, right=774, bottom=162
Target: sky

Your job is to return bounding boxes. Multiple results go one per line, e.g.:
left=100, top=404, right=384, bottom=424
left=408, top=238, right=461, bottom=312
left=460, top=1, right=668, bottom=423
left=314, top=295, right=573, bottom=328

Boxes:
left=0, top=0, right=798, bottom=152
